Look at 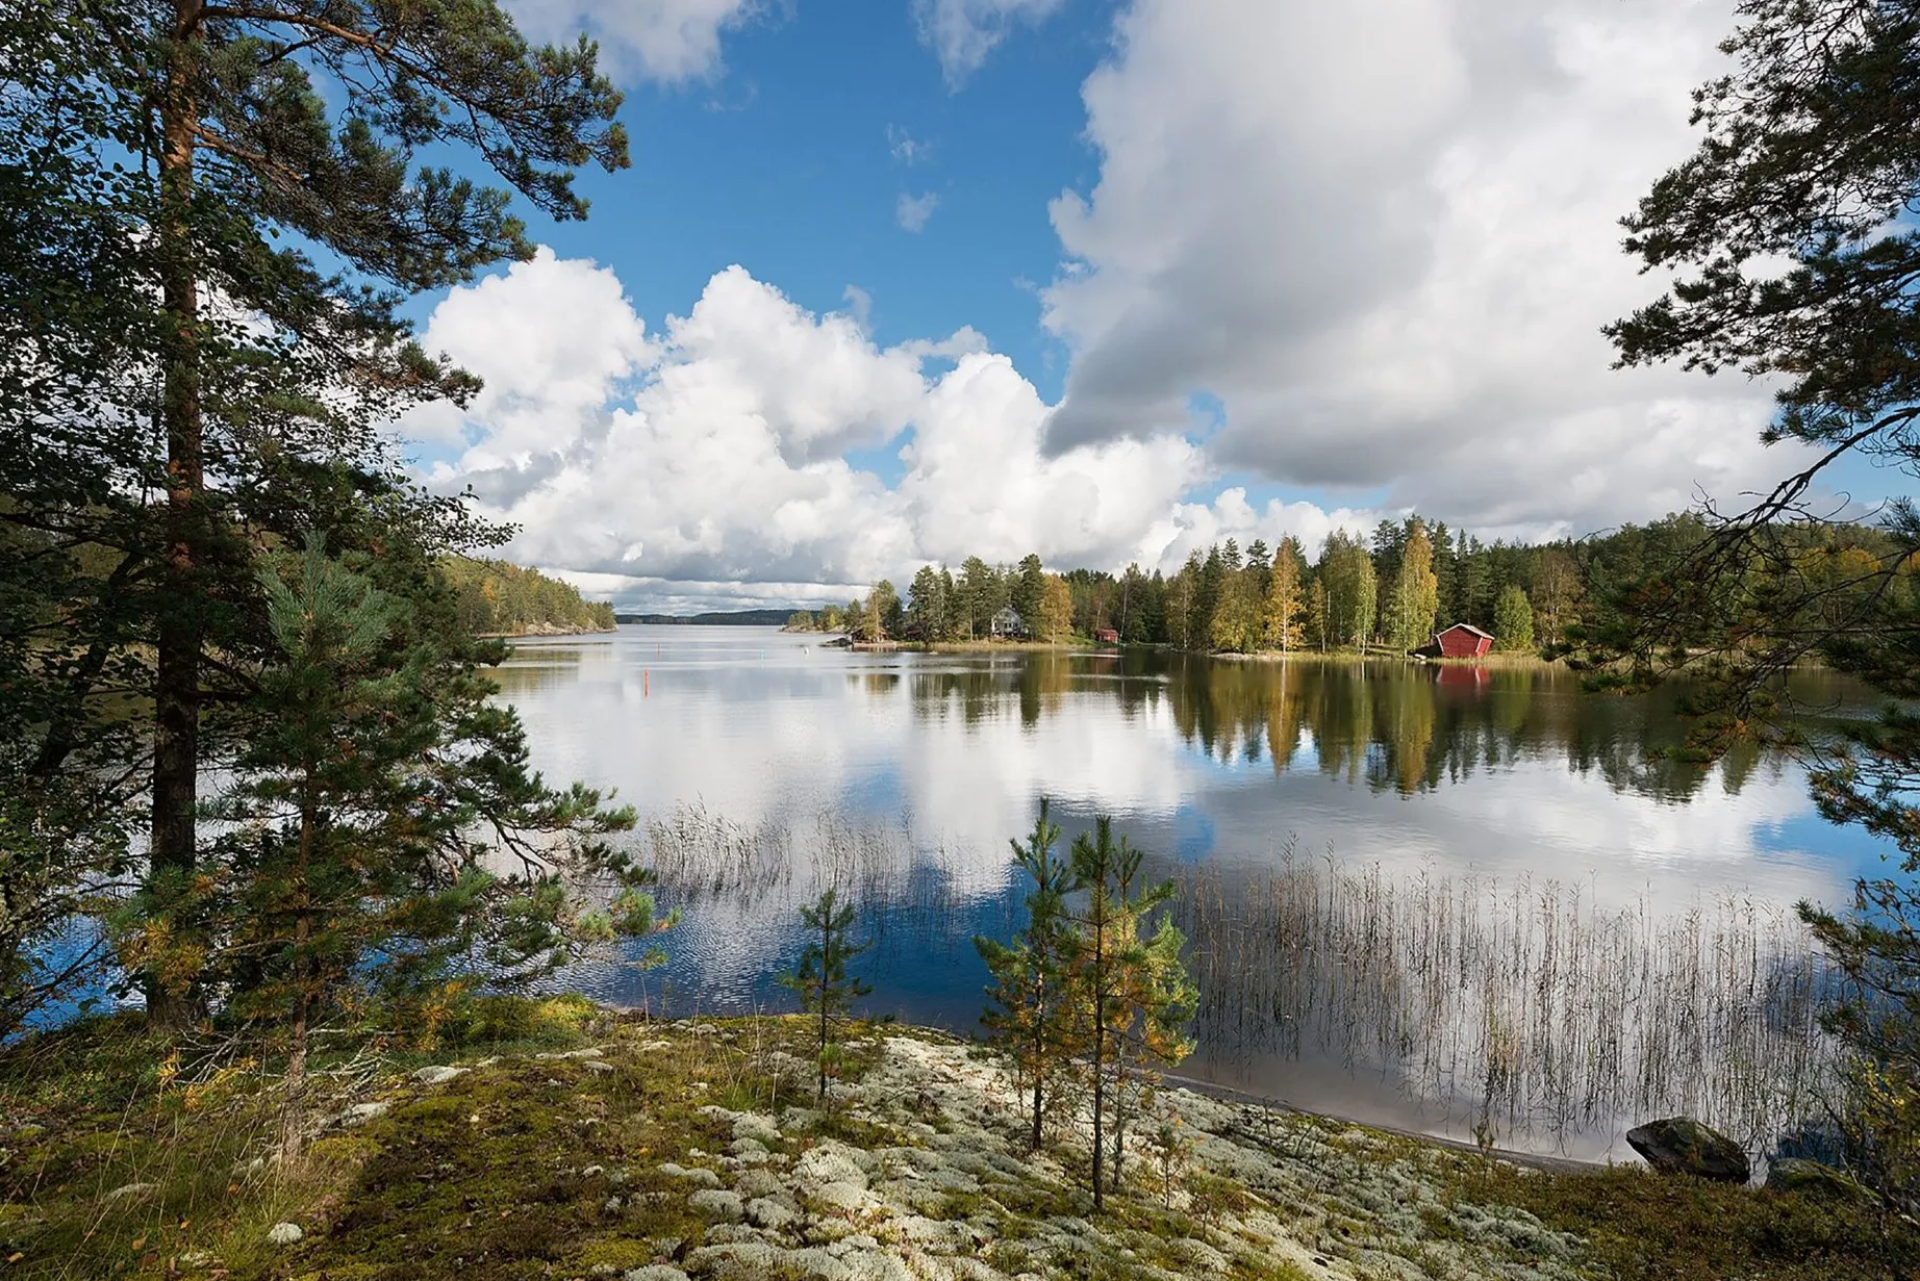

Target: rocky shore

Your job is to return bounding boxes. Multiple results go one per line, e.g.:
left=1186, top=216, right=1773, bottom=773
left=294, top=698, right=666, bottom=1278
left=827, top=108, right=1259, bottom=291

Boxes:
left=478, top=619, right=618, bottom=638
left=295, top=1022, right=1588, bottom=1281
left=0, top=1007, right=1897, bottom=1280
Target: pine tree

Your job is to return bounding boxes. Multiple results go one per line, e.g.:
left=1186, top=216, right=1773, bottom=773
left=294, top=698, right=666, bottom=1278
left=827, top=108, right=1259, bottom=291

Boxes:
left=975, top=802, right=1081, bottom=1151
left=1166, top=555, right=1200, bottom=650
left=1600, top=2, right=1920, bottom=1211
left=907, top=565, right=945, bottom=641
left=959, top=557, right=999, bottom=639
left=779, top=888, right=872, bottom=1101
left=1456, top=534, right=1490, bottom=626
left=193, top=537, right=652, bottom=1155
left=2, top=0, right=628, bottom=1027
left=938, top=566, right=960, bottom=640
left=1191, top=547, right=1225, bottom=649
left=1063, top=817, right=1194, bottom=1210
left=1105, top=906, right=1197, bottom=1196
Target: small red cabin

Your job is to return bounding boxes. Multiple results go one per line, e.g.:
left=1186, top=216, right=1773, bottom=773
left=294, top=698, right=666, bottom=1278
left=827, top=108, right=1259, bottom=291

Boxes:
left=1427, top=622, right=1494, bottom=659
left=1094, top=627, right=1120, bottom=644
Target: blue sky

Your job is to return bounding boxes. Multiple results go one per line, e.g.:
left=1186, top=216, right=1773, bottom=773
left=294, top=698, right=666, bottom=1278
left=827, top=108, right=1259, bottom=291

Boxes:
left=521, top=2, right=1111, bottom=399
left=392, top=0, right=1899, bottom=612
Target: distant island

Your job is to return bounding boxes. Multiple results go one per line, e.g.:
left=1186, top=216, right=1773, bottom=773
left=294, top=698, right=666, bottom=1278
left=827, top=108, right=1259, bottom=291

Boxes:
left=441, top=557, right=617, bottom=636
left=614, top=608, right=792, bottom=626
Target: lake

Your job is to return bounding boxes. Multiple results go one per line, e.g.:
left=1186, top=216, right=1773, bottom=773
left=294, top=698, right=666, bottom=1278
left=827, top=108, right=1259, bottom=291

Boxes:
left=494, top=624, right=1887, bottom=1162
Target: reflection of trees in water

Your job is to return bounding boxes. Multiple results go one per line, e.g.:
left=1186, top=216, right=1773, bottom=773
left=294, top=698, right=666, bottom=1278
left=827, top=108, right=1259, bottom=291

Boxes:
left=849, top=671, right=903, bottom=697
left=1172, top=659, right=1733, bottom=799
left=487, top=649, right=594, bottom=696
left=900, top=652, right=1811, bottom=800
left=900, top=654, right=1121, bottom=728
left=1172, top=854, right=1838, bottom=1153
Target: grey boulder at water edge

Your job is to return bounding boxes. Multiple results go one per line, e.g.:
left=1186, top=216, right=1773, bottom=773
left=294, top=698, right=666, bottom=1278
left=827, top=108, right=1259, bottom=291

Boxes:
left=1625, top=1117, right=1751, bottom=1184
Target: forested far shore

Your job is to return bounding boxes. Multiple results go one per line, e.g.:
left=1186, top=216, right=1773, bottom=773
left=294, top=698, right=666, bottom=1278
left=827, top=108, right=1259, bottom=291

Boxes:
left=619, top=608, right=793, bottom=626
left=441, top=557, right=616, bottom=636
left=785, top=511, right=1908, bottom=657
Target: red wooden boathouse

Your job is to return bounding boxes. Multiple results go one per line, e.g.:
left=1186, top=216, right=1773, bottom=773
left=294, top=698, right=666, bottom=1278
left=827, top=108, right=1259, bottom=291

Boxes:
left=1421, top=622, right=1494, bottom=659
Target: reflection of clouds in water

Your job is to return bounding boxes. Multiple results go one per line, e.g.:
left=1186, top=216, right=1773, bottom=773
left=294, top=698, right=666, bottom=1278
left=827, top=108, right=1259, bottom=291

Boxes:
left=495, top=629, right=1861, bottom=919
left=897, top=690, right=1195, bottom=885
left=1184, top=756, right=1850, bottom=912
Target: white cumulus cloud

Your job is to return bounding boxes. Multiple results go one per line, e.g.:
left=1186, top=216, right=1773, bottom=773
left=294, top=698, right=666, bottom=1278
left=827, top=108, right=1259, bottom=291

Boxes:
left=1041, top=0, right=1828, bottom=535
left=504, top=0, right=761, bottom=84
left=411, top=254, right=1213, bottom=609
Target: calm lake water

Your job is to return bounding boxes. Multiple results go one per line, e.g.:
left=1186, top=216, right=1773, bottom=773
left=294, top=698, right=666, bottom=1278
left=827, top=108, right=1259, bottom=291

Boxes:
left=495, top=624, right=1888, bottom=1161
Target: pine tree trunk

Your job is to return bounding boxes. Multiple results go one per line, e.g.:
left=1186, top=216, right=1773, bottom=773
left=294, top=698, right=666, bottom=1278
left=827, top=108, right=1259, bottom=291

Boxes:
left=147, top=0, right=206, bottom=1030
left=282, top=798, right=315, bottom=1162
left=284, top=960, right=310, bottom=1161
left=816, top=910, right=829, bottom=1102
left=1029, top=975, right=1045, bottom=1152
left=1090, top=917, right=1106, bottom=1213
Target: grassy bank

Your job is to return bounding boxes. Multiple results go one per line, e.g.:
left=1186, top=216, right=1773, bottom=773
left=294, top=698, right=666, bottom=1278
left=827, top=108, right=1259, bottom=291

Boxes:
left=1, top=1002, right=1905, bottom=1280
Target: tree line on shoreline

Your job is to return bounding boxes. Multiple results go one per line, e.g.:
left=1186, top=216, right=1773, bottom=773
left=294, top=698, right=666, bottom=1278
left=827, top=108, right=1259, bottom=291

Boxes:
left=441, top=557, right=616, bottom=636
left=787, top=511, right=1906, bottom=657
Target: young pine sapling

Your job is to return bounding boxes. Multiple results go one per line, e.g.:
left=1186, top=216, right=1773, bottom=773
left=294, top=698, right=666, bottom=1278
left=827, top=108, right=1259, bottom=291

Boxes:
left=779, top=887, right=872, bottom=1101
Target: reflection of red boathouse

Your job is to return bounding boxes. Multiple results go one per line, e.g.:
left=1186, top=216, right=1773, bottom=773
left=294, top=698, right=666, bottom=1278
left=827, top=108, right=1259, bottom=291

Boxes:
left=1434, top=662, right=1490, bottom=694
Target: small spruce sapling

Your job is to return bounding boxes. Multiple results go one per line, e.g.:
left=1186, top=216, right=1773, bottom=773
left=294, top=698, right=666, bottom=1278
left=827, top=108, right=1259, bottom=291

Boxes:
left=779, top=887, right=872, bottom=1101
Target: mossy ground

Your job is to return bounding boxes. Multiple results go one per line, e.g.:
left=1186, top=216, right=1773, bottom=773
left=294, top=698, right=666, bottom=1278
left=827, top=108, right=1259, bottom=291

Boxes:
left=0, top=1003, right=1910, bottom=1280
left=1438, top=1162, right=1910, bottom=1281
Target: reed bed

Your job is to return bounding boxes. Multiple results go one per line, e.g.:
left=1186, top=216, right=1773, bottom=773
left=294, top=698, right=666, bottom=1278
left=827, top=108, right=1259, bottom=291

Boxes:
left=640, top=803, right=1843, bottom=1154
left=641, top=801, right=980, bottom=945
left=1173, top=849, right=1842, bottom=1153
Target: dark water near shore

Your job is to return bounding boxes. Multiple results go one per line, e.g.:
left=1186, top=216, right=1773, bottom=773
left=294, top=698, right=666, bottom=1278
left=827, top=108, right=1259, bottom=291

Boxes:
left=496, top=625, right=1889, bottom=1161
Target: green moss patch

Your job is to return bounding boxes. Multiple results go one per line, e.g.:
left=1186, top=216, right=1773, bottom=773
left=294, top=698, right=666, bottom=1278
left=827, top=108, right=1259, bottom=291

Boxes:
left=1448, top=1162, right=1913, bottom=1281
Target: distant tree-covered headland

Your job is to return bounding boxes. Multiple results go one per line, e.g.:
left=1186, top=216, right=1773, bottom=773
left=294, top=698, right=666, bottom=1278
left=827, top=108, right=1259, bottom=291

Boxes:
left=785, top=513, right=1903, bottom=656
left=620, top=608, right=795, bottom=626
left=440, top=558, right=616, bottom=636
